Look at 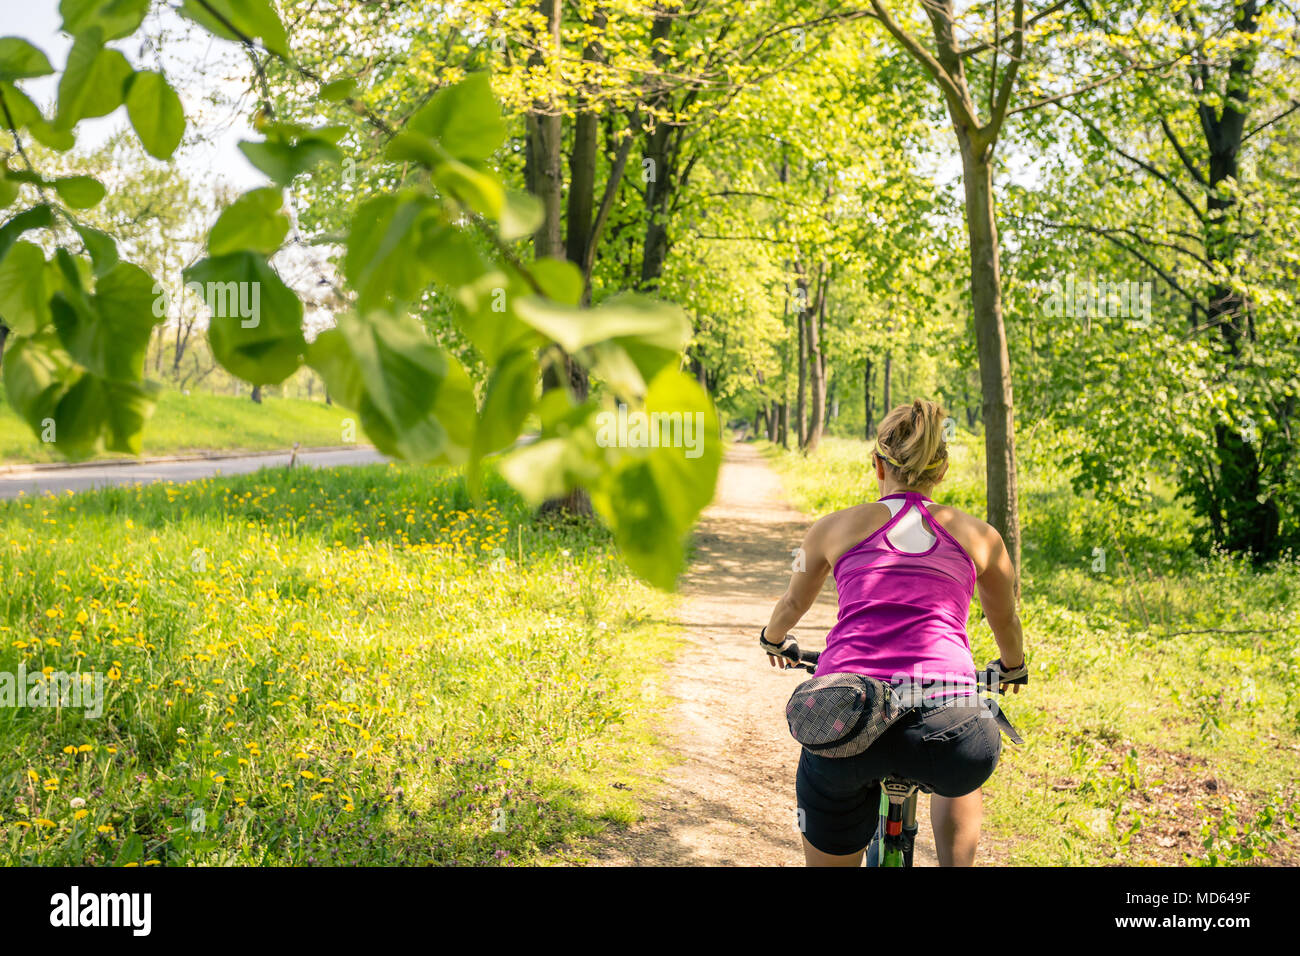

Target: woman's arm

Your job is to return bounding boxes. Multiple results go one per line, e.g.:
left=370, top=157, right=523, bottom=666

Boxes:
left=763, top=519, right=833, bottom=668
left=975, top=527, right=1026, bottom=690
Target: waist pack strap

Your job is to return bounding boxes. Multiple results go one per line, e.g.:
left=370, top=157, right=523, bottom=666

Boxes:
left=989, top=701, right=1024, bottom=745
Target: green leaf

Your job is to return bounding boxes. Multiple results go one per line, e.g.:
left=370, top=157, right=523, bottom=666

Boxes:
left=514, top=292, right=691, bottom=354
left=124, top=70, right=185, bottom=159
left=305, top=327, right=365, bottom=411
left=55, top=30, right=132, bottom=130
left=637, top=368, right=721, bottom=531
left=0, top=82, right=40, bottom=126
left=530, top=258, right=584, bottom=306
left=73, top=222, right=119, bottom=276
left=589, top=369, right=722, bottom=589
left=319, top=77, right=357, bottom=102
left=430, top=156, right=504, bottom=220
left=99, top=376, right=159, bottom=453
left=473, top=348, right=538, bottom=461
left=498, top=437, right=575, bottom=505
left=1, top=333, right=77, bottom=435
left=0, top=328, right=155, bottom=459
left=592, top=457, right=685, bottom=589
left=500, top=190, right=542, bottom=241
left=0, top=173, right=17, bottom=210
left=208, top=187, right=288, bottom=256
left=406, top=72, right=506, bottom=162
left=431, top=350, right=477, bottom=461
left=327, top=310, right=472, bottom=464
left=419, top=223, right=490, bottom=288
left=0, top=204, right=53, bottom=261
left=183, top=252, right=305, bottom=385
left=452, top=270, right=541, bottom=364
left=0, top=83, right=75, bottom=150
left=52, top=174, right=105, bottom=209
left=51, top=260, right=160, bottom=381
left=177, top=0, right=288, bottom=57
left=583, top=340, right=655, bottom=399
left=497, top=403, right=605, bottom=508
left=343, top=192, right=438, bottom=312
left=59, top=0, right=150, bottom=41
left=238, top=128, right=342, bottom=186
left=0, top=241, right=52, bottom=334
left=383, top=130, right=442, bottom=167
left=0, top=37, right=54, bottom=81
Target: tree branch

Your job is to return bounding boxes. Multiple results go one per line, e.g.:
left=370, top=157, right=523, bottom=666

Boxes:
left=868, top=0, right=978, bottom=132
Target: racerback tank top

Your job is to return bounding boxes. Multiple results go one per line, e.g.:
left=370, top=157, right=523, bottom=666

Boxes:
left=814, top=491, right=979, bottom=698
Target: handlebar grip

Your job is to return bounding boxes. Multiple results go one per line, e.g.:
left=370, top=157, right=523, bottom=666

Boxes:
left=800, top=649, right=820, bottom=665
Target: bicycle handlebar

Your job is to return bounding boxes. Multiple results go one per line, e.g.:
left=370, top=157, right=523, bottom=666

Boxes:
left=778, top=646, right=1023, bottom=695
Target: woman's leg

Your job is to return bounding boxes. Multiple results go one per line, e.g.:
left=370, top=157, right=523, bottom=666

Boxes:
left=802, top=835, right=866, bottom=867
left=930, top=789, right=982, bottom=866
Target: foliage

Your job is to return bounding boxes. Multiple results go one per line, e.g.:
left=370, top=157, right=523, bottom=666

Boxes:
left=0, top=2, right=720, bottom=589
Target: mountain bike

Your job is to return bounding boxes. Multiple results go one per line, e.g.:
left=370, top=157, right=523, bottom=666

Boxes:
left=784, top=647, right=1024, bottom=867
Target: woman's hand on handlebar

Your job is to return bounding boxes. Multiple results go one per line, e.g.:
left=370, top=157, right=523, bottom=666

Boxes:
left=984, top=656, right=1029, bottom=694
left=759, top=627, right=800, bottom=669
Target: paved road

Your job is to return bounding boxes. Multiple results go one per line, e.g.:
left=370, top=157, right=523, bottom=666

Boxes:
left=0, top=448, right=389, bottom=499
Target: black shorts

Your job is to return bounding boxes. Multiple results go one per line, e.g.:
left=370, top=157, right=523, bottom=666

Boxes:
left=795, top=696, right=1002, bottom=856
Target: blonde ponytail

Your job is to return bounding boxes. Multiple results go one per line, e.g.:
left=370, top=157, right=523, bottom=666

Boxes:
left=874, top=399, right=948, bottom=487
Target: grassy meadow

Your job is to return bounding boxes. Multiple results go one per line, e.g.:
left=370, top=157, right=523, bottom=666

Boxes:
left=0, top=463, right=676, bottom=865
left=760, top=432, right=1300, bottom=866
left=0, top=390, right=354, bottom=465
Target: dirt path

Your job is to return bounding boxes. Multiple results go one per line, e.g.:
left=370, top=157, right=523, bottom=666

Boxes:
left=586, top=440, right=941, bottom=866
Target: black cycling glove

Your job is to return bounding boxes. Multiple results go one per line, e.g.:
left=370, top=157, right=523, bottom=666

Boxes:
left=759, top=626, right=801, bottom=664
left=984, top=656, right=1029, bottom=690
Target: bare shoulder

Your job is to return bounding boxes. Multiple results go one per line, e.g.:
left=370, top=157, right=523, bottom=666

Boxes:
left=925, top=502, right=1001, bottom=571
left=809, top=501, right=893, bottom=567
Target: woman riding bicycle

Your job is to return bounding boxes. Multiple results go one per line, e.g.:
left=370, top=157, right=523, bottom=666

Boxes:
left=760, top=399, right=1026, bottom=867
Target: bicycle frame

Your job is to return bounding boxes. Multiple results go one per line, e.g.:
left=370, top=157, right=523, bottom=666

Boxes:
left=868, top=780, right=921, bottom=867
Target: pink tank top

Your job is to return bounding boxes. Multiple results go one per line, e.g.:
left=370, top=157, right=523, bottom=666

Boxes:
left=814, top=492, right=979, bottom=697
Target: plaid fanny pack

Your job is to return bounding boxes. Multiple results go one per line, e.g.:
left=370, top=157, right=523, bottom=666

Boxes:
left=785, top=672, right=909, bottom=758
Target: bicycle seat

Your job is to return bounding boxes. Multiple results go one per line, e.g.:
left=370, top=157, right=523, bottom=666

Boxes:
left=881, top=776, right=932, bottom=802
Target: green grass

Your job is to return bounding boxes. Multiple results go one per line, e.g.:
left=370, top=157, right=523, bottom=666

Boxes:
left=0, top=463, right=676, bottom=865
left=1, top=390, right=355, bottom=465
left=757, top=432, right=1300, bottom=866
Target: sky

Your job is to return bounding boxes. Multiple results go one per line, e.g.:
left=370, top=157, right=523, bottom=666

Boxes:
left=5, top=1, right=266, bottom=191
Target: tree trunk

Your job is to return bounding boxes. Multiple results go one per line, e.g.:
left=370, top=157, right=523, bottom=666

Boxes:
left=790, top=287, right=800, bottom=447
left=804, top=267, right=826, bottom=454
left=251, top=384, right=262, bottom=404
left=1199, top=2, right=1276, bottom=561
left=864, top=359, right=875, bottom=438
left=637, top=11, right=677, bottom=290
left=882, top=350, right=893, bottom=414
left=960, top=149, right=1021, bottom=593
left=528, top=0, right=590, bottom=518
left=768, top=401, right=780, bottom=441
